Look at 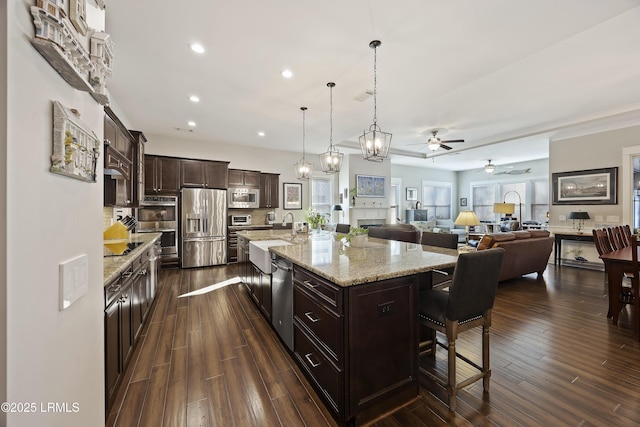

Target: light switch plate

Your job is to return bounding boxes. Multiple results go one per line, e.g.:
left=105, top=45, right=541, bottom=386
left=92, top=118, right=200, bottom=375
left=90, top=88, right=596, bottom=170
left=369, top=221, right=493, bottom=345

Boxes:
left=559, top=215, right=567, bottom=221
left=595, top=215, right=604, bottom=222
left=59, top=254, right=89, bottom=310
left=606, top=215, right=620, bottom=223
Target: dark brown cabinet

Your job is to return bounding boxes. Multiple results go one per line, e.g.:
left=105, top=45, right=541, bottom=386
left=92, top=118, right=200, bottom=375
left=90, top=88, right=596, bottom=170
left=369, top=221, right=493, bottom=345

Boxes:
left=180, top=159, right=229, bottom=189
left=260, top=173, right=279, bottom=208
left=104, top=108, right=137, bottom=207
left=292, top=266, right=417, bottom=421
left=129, top=131, right=147, bottom=205
left=104, top=267, right=134, bottom=412
left=228, top=169, right=260, bottom=188
left=104, top=245, right=159, bottom=416
left=144, top=155, right=180, bottom=194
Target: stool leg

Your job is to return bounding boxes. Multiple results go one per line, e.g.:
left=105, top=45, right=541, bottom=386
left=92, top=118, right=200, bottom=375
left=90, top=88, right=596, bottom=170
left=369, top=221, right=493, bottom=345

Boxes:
left=482, top=321, right=491, bottom=392
left=447, top=337, right=456, bottom=412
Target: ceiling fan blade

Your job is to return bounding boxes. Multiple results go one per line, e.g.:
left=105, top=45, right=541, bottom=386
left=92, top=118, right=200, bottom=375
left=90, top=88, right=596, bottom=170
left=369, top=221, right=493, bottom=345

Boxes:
left=441, top=139, right=465, bottom=143
left=440, top=144, right=453, bottom=150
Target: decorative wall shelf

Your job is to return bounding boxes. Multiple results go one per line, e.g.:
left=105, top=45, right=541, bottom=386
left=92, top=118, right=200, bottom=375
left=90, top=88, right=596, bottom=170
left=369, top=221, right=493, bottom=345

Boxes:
left=51, top=100, right=100, bottom=182
left=30, top=0, right=114, bottom=105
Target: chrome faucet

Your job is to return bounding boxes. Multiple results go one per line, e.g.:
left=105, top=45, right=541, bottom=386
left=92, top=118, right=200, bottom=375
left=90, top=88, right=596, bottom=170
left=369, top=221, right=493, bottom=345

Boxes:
left=283, top=212, right=296, bottom=237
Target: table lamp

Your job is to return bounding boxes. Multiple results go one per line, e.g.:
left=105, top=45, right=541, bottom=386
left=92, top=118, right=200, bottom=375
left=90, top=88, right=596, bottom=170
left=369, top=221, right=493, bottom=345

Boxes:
left=568, top=211, right=589, bottom=234
left=454, top=210, right=481, bottom=246
left=332, top=204, right=343, bottom=223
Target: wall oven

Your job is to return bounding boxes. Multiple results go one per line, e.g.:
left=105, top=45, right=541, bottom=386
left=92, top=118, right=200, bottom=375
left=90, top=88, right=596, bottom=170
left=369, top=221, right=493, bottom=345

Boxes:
left=228, top=187, right=259, bottom=209
left=136, top=195, right=179, bottom=264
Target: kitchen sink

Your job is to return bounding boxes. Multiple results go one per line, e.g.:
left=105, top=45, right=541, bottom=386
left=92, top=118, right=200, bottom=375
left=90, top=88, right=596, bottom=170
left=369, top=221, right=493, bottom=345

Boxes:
left=249, top=240, right=292, bottom=273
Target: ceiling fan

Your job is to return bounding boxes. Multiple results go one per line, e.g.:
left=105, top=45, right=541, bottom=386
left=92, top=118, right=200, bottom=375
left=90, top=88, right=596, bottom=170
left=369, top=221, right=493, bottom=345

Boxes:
left=426, top=130, right=465, bottom=151
left=477, top=159, right=532, bottom=175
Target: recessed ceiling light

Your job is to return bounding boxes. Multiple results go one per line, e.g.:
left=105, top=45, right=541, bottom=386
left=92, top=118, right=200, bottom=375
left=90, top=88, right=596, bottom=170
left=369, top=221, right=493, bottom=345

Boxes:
left=258, top=131, right=265, bottom=137
left=281, top=69, right=293, bottom=79
left=187, top=121, right=196, bottom=127
left=189, top=95, right=200, bottom=103
left=189, top=43, right=205, bottom=54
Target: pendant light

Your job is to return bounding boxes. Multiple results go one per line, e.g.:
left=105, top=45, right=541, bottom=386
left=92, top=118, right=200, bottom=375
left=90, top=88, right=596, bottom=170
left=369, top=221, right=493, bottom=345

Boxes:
left=320, top=82, right=343, bottom=174
left=294, top=106, right=313, bottom=179
left=359, top=40, right=392, bottom=162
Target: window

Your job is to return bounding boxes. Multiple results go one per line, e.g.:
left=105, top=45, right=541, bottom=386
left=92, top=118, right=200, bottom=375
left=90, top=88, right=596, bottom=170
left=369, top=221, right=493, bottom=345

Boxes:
left=422, top=182, right=452, bottom=220
left=531, top=180, right=549, bottom=223
left=472, top=184, right=496, bottom=222
left=310, top=177, right=332, bottom=216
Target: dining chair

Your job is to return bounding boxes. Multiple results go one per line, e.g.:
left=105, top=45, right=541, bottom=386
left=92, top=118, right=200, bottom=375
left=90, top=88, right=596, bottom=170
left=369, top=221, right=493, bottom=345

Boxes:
left=622, top=225, right=633, bottom=246
left=608, top=227, right=627, bottom=250
left=595, top=228, right=636, bottom=325
left=335, top=223, right=350, bottom=234
left=418, top=247, right=505, bottom=412
left=628, top=236, right=640, bottom=340
left=420, top=231, right=458, bottom=249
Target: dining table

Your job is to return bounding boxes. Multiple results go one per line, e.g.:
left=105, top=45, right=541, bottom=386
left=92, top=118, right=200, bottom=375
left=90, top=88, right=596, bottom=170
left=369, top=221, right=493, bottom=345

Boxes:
left=600, top=245, right=640, bottom=340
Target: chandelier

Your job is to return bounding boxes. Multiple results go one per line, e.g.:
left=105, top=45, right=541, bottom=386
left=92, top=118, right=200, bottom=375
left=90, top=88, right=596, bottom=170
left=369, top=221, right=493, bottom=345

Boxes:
left=359, top=40, right=392, bottom=162
left=320, top=82, right=343, bottom=174
left=294, top=107, right=313, bottom=179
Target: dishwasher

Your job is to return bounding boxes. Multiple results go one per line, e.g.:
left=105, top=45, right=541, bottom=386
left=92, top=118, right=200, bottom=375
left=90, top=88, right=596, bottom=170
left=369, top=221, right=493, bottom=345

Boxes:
left=271, top=255, right=294, bottom=351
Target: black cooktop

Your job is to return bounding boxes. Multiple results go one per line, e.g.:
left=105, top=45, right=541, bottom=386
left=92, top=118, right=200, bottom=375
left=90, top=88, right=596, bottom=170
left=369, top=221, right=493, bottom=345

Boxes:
left=103, top=241, right=144, bottom=257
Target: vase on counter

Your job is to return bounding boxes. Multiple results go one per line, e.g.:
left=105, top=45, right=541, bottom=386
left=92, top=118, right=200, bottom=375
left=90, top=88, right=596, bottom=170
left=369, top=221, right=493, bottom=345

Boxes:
left=352, top=196, right=355, bottom=207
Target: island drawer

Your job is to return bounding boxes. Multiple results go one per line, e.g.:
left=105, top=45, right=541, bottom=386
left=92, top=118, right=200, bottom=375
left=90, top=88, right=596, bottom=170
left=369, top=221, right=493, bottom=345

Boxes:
left=294, top=285, right=343, bottom=364
left=294, top=324, right=344, bottom=416
left=293, top=266, right=342, bottom=313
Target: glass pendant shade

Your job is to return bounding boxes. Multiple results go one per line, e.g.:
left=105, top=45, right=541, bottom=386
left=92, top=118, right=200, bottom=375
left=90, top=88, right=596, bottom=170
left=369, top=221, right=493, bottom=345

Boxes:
left=294, top=106, right=313, bottom=179
left=320, top=82, right=343, bottom=174
left=360, top=124, right=392, bottom=162
left=359, top=40, right=391, bottom=162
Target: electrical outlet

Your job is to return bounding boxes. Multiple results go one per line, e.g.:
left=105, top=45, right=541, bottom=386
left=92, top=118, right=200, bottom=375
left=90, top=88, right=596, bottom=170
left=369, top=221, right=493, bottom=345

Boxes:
left=59, top=254, right=89, bottom=310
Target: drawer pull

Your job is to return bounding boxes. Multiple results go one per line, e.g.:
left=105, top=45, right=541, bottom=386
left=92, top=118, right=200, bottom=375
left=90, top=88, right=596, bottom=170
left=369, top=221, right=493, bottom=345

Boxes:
left=107, top=284, right=121, bottom=293
left=122, top=271, right=133, bottom=278
left=304, top=353, right=321, bottom=368
left=304, top=311, right=320, bottom=323
left=303, top=280, right=318, bottom=288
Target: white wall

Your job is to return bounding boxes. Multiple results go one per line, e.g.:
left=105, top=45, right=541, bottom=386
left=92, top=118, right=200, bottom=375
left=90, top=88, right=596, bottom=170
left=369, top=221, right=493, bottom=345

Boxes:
left=4, top=1, right=105, bottom=425
left=1, top=0, right=8, bottom=423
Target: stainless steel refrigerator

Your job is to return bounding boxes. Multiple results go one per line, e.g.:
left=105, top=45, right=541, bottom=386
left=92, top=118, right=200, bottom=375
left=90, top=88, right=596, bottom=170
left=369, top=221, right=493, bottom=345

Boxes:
left=180, top=188, right=227, bottom=268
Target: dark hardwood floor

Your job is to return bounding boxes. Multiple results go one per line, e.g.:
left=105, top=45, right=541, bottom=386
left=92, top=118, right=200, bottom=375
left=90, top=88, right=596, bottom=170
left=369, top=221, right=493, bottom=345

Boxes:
left=106, top=263, right=640, bottom=427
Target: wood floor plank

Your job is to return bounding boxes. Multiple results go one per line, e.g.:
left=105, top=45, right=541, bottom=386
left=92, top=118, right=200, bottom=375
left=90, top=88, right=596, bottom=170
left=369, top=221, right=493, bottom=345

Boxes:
left=113, top=379, right=147, bottom=427
left=173, top=305, right=188, bottom=349
left=186, top=398, right=212, bottom=427
left=137, top=363, right=170, bottom=427
left=154, top=313, right=176, bottom=366
left=163, top=347, right=188, bottom=427
left=279, top=367, right=337, bottom=427
left=130, top=319, right=163, bottom=382
left=205, top=375, right=234, bottom=427
left=242, top=326, right=288, bottom=399
left=271, top=394, right=305, bottom=426
left=187, top=329, right=207, bottom=403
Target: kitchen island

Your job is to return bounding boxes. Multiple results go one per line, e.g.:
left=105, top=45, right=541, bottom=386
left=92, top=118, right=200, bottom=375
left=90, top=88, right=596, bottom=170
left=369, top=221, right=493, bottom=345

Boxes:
left=236, top=230, right=457, bottom=425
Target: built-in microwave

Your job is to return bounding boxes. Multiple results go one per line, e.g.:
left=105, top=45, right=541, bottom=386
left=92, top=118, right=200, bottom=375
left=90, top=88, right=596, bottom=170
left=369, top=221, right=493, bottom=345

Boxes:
left=228, top=187, right=259, bottom=209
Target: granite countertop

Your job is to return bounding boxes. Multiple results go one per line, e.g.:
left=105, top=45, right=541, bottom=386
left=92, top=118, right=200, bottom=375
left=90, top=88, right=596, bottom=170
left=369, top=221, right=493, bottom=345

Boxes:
left=228, top=224, right=274, bottom=230
left=236, top=229, right=297, bottom=241
left=103, top=232, right=161, bottom=285
left=237, top=230, right=458, bottom=287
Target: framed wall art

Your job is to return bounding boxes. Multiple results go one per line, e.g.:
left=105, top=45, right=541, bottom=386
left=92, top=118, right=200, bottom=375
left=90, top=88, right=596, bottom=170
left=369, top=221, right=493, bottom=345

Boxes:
left=551, top=167, right=617, bottom=205
left=406, top=187, right=418, bottom=201
left=460, top=197, right=468, bottom=207
left=356, top=174, right=386, bottom=197
left=283, top=182, right=302, bottom=210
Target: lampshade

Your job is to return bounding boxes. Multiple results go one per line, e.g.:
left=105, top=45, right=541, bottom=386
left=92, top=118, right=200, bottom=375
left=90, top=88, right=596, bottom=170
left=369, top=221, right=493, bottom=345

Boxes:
left=454, top=211, right=481, bottom=227
left=568, top=211, right=590, bottom=220
left=493, top=203, right=515, bottom=215
left=333, top=205, right=343, bottom=211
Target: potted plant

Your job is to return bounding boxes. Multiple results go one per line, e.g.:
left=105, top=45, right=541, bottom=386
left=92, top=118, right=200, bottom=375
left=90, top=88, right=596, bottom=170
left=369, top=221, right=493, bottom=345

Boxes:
left=346, top=226, right=368, bottom=247
left=305, top=208, right=329, bottom=232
